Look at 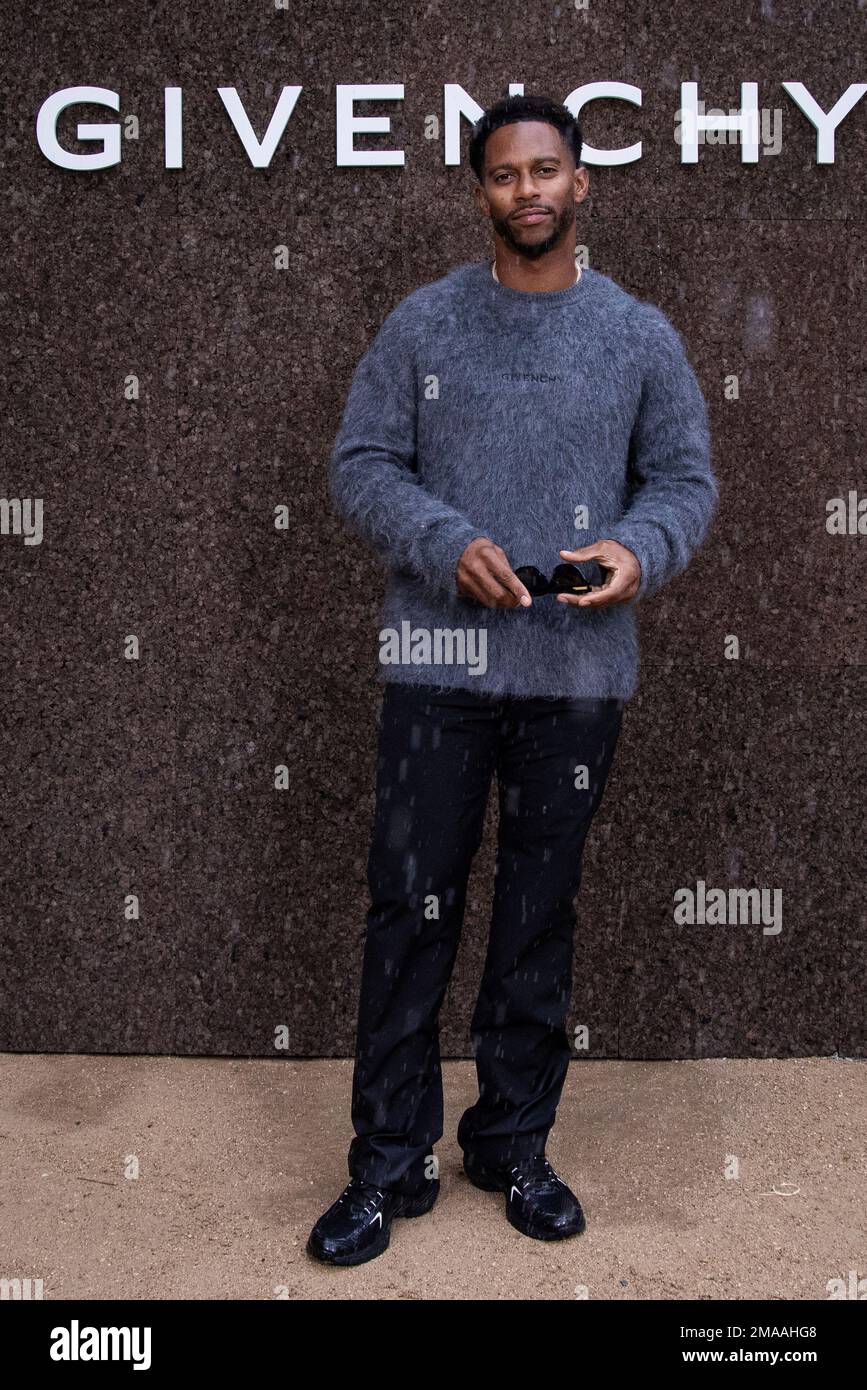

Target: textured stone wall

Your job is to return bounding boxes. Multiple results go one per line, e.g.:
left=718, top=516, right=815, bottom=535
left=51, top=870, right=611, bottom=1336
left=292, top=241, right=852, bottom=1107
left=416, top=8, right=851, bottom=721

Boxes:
left=2, top=2, right=864, bottom=1056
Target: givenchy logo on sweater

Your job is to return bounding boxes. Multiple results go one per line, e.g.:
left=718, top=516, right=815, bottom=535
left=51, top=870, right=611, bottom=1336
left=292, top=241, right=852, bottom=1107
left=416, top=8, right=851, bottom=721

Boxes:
left=501, top=371, right=560, bottom=384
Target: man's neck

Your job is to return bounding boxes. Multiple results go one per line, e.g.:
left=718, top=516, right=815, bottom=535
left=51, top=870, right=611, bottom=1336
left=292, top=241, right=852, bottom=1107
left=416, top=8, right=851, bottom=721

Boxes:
left=491, top=252, right=581, bottom=291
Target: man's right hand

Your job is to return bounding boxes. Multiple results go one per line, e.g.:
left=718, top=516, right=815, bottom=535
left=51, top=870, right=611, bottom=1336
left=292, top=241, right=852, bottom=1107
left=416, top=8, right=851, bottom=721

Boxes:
left=455, top=538, right=532, bottom=609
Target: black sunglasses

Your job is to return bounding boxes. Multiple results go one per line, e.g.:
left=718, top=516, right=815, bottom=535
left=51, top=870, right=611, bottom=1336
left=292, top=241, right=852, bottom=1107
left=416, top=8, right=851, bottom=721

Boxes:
left=513, top=559, right=604, bottom=597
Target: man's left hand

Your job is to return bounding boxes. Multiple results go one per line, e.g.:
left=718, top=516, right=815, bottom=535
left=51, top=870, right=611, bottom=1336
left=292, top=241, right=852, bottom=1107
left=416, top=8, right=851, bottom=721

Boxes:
left=557, top=540, right=641, bottom=607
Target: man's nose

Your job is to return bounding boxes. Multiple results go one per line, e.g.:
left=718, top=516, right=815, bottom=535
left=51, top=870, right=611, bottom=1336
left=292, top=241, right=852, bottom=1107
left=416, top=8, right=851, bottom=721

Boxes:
left=515, top=174, right=542, bottom=200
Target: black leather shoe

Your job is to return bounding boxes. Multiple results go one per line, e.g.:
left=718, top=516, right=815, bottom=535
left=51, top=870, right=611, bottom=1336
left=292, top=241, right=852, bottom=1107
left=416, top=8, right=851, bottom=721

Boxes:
left=463, top=1153, right=586, bottom=1240
left=306, top=1175, right=440, bottom=1266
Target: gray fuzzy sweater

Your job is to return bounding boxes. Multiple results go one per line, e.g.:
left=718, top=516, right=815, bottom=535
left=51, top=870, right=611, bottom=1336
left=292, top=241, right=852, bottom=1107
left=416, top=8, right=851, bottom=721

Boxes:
left=329, top=258, right=718, bottom=700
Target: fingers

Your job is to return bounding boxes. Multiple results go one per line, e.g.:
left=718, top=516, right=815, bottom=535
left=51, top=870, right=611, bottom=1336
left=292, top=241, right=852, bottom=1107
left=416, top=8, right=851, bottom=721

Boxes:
left=494, top=564, right=533, bottom=608
left=557, top=540, right=640, bottom=607
left=459, top=541, right=531, bottom=608
left=559, top=546, right=604, bottom=562
left=557, top=575, right=634, bottom=607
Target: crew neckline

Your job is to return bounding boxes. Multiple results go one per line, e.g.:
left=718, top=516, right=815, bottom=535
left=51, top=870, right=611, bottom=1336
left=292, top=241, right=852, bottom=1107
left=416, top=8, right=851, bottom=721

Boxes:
left=471, top=258, right=591, bottom=305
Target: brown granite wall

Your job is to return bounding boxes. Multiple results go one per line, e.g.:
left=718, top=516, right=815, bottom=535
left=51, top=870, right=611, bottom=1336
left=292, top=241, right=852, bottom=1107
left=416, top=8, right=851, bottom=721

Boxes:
left=2, top=2, right=864, bottom=1056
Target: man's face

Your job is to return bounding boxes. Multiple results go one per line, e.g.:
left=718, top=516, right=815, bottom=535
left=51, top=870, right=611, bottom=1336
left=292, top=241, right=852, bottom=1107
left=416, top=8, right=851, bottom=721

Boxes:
left=474, top=119, right=588, bottom=260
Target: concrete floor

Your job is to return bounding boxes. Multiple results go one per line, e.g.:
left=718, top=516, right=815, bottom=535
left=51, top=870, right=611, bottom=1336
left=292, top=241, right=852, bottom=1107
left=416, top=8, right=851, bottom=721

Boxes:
left=0, top=1053, right=864, bottom=1300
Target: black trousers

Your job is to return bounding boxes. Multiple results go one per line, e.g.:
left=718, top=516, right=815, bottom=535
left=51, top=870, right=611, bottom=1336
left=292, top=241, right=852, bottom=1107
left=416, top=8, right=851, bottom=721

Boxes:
left=347, top=680, right=624, bottom=1196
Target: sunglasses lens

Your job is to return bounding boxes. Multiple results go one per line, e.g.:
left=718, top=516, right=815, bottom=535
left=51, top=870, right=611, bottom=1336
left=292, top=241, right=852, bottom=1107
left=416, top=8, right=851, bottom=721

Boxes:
left=552, top=563, right=590, bottom=593
left=577, top=559, right=604, bottom=588
left=514, top=566, right=547, bottom=595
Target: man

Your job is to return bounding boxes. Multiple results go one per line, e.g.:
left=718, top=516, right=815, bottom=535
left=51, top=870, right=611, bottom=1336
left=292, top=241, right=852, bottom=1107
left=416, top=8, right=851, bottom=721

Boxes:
left=307, top=93, right=718, bottom=1266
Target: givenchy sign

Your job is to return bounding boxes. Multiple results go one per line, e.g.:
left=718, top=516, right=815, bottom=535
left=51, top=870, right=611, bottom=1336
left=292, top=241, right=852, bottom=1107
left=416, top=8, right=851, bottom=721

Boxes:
left=35, top=81, right=866, bottom=171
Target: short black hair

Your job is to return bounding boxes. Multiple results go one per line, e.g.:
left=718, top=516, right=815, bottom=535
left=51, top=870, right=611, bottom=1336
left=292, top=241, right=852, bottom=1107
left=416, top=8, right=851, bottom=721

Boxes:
left=468, top=94, right=583, bottom=184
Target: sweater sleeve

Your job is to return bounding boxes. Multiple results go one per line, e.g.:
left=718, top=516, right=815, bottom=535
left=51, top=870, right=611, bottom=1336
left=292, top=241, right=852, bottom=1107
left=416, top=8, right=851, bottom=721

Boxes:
left=605, top=303, right=718, bottom=602
left=329, top=299, right=490, bottom=602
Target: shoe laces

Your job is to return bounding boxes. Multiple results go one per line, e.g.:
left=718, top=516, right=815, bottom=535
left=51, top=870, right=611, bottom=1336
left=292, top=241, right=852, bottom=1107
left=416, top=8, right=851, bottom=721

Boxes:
left=336, top=1177, right=385, bottom=1216
left=511, top=1156, right=561, bottom=1195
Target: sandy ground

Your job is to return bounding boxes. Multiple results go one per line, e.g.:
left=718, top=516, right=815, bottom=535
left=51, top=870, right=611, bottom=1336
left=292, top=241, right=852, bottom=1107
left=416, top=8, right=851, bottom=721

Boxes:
left=0, top=1053, right=864, bottom=1301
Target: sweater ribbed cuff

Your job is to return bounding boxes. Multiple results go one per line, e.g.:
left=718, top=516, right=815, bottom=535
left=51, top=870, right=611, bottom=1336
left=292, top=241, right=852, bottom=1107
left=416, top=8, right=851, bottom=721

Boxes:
left=420, top=519, right=491, bottom=600
left=603, top=522, right=663, bottom=602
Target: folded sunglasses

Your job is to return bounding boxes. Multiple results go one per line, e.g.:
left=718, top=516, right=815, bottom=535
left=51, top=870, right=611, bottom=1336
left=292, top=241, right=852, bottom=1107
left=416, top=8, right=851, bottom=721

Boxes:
left=512, top=558, right=605, bottom=597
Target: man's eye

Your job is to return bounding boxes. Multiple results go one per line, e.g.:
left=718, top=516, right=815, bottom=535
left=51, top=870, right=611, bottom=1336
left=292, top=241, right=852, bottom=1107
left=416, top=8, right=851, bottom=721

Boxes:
left=493, top=168, right=555, bottom=182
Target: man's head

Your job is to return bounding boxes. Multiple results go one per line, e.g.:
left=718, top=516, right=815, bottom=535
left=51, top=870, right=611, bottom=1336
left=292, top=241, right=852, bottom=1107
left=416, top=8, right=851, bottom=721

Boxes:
left=468, top=94, right=587, bottom=261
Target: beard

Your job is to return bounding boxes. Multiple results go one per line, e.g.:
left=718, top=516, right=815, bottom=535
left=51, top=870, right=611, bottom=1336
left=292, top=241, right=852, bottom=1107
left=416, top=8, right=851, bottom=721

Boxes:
left=489, top=201, right=576, bottom=260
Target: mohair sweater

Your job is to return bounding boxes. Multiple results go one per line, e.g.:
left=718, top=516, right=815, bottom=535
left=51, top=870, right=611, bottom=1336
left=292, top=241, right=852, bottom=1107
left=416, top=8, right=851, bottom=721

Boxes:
left=329, top=258, right=718, bottom=700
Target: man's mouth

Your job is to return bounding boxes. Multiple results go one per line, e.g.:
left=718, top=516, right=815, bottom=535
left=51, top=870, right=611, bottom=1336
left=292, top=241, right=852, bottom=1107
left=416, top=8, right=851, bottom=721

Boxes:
left=512, top=210, right=551, bottom=224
